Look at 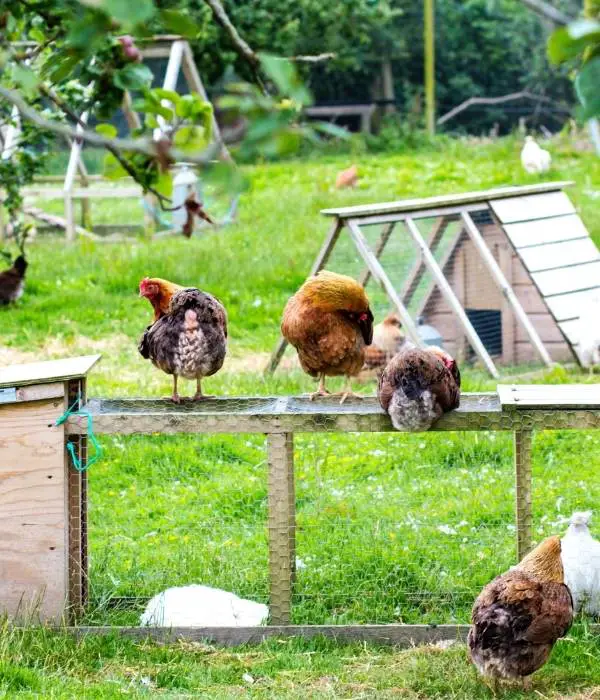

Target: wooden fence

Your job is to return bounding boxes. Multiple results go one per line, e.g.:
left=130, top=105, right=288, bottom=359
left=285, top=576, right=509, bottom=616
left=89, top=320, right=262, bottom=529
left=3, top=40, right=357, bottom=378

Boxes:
left=63, top=387, right=600, bottom=644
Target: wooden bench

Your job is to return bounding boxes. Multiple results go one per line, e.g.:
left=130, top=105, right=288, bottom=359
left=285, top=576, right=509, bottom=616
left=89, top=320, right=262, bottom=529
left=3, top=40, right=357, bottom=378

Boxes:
left=305, top=104, right=376, bottom=134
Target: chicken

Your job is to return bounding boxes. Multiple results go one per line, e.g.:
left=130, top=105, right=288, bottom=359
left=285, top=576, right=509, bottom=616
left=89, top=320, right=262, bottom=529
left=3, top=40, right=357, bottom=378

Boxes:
left=575, top=294, right=600, bottom=373
left=335, top=164, right=358, bottom=189
left=139, top=276, right=184, bottom=322
left=363, top=313, right=413, bottom=372
left=377, top=346, right=460, bottom=431
left=140, top=584, right=268, bottom=627
left=0, top=254, right=27, bottom=304
left=561, top=511, right=600, bottom=616
left=139, top=281, right=227, bottom=403
left=521, top=135, right=551, bottom=174
left=468, top=536, right=573, bottom=689
left=281, top=270, right=374, bottom=402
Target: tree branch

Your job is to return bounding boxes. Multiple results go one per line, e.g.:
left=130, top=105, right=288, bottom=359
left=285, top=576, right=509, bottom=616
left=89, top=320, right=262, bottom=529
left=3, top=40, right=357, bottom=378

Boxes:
left=516, top=0, right=573, bottom=26
left=202, top=0, right=260, bottom=68
left=0, top=85, right=220, bottom=168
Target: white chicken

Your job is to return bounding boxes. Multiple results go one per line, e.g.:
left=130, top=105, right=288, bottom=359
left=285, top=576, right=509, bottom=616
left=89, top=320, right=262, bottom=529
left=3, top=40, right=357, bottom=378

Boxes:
left=520, top=135, right=551, bottom=174
left=140, top=585, right=269, bottom=627
left=561, top=511, right=600, bottom=616
left=576, top=294, right=600, bottom=373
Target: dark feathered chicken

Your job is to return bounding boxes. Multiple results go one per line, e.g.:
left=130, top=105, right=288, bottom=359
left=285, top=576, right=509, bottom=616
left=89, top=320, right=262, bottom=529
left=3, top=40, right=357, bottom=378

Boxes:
left=469, top=536, right=573, bottom=689
left=377, top=345, right=460, bottom=431
left=139, top=287, right=227, bottom=403
left=0, top=255, right=27, bottom=305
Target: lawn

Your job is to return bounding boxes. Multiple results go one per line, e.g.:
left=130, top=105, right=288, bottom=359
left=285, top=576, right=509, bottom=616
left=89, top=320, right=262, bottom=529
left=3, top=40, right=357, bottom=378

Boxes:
left=2, top=135, right=600, bottom=697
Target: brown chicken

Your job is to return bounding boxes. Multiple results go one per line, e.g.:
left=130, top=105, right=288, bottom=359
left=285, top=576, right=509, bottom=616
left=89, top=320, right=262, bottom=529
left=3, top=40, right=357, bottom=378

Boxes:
left=468, top=536, right=573, bottom=690
left=281, top=270, right=374, bottom=402
left=139, top=279, right=227, bottom=403
left=363, top=313, right=413, bottom=372
left=377, top=345, right=460, bottom=431
left=139, top=277, right=184, bottom=322
left=335, top=164, right=358, bottom=189
left=0, top=255, right=27, bottom=305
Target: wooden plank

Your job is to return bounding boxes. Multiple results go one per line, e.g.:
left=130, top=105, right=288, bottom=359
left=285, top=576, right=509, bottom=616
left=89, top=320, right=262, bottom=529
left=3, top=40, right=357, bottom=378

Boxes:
left=513, top=283, right=552, bottom=314
left=515, top=341, right=574, bottom=364
left=498, top=384, right=600, bottom=407
left=68, top=393, right=600, bottom=434
left=515, top=313, right=566, bottom=343
left=321, top=182, right=573, bottom=218
left=8, top=383, right=65, bottom=403
left=306, top=105, right=376, bottom=117
left=518, top=237, right=599, bottom=273
left=532, top=261, right=600, bottom=297
left=0, top=356, right=101, bottom=389
left=504, top=214, right=590, bottom=249
left=461, top=212, right=552, bottom=367
left=558, top=318, right=584, bottom=345
left=358, top=222, right=395, bottom=288
left=404, top=217, right=499, bottom=378
left=72, top=624, right=471, bottom=646
left=265, top=220, right=343, bottom=375
left=346, top=220, right=423, bottom=347
left=349, top=204, right=487, bottom=226
left=544, top=288, right=600, bottom=322
left=490, top=191, right=575, bottom=225
left=0, top=399, right=67, bottom=621
left=514, top=431, right=533, bottom=559
left=499, top=243, right=515, bottom=364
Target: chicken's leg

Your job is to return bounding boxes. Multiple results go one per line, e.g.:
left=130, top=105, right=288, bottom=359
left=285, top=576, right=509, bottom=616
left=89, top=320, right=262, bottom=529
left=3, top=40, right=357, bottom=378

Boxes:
left=171, top=375, right=181, bottom=404
left=338, top=376, right=363, bottom=404
left=193, top=377, right=215, bottom=401
left=309, top=374, right=330, bottom=400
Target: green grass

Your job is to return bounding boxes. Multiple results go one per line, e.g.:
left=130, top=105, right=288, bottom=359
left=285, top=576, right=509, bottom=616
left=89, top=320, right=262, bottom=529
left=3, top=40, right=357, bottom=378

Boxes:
left=2, top=134, right=600, bottom=696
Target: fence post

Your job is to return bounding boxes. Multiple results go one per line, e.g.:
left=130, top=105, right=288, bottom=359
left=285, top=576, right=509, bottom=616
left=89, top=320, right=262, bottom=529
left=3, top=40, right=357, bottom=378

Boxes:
left=514, top=430, right=533, bottom=561
left=267, top=432, right=295, bottom=624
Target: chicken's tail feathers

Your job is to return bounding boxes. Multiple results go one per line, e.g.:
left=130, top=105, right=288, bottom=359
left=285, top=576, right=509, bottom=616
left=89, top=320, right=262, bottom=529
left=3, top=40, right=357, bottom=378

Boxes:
left=569, top=511, right=593, bottom=527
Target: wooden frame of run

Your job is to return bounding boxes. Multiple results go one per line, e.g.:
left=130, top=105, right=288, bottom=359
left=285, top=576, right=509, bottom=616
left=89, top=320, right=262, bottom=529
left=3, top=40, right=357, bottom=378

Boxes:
left=266, top=182, right=581, bottom=378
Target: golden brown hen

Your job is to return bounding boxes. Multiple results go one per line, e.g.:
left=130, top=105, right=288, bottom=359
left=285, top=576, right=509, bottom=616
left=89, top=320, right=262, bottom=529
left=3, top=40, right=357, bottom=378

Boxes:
left=468, top=536, right=573, bottom=690
left=281, top=270, right=373, bottom=402
left=378, top=345, right=460, bottom=431
left=335, top=164, right=358, bottom=189
left=363, top=313, right=412, bottom=373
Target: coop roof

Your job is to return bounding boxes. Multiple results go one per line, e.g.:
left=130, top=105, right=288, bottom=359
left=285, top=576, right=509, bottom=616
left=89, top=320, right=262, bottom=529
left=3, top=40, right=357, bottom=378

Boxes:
left=0, top=355, right=101, bottom=388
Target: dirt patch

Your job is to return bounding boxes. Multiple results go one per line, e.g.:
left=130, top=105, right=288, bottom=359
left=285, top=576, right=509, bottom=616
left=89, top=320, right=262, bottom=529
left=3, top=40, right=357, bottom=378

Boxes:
left=0, top=334, right=131, bottom=368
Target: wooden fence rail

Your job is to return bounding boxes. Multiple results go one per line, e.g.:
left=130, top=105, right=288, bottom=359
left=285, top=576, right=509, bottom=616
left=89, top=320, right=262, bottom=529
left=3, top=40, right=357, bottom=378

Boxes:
left=66, top=389, right=600, bottom=631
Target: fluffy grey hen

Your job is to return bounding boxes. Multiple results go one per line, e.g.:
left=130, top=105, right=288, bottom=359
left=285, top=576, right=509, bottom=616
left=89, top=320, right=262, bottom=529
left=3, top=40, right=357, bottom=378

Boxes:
left=139, top=287, right=227, bottom=403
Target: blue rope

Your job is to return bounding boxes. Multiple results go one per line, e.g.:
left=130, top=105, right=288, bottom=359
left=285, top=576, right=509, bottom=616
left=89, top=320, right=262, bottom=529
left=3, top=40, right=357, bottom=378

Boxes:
left=55, top=393, right=103, bottom=472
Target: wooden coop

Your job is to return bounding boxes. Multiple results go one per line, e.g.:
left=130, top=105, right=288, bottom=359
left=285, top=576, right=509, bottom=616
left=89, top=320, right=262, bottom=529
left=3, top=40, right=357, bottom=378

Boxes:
left=0, top=355, right=99, bottom=622
left=268, top=181, right=600, bottom=377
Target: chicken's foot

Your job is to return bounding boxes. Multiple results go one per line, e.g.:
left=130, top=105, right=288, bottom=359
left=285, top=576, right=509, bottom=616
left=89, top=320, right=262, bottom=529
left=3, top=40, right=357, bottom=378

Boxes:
left=337, top=377, right=363, bottom=404
left=170, top=376, right=181, bottom=404
left=309, top=375, right=330, bottom=401
left=193, top=378, right=215, bottom=401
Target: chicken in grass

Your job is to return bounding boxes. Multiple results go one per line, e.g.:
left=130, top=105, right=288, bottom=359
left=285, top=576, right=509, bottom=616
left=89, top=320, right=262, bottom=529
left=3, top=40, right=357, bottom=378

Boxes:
left=363, top=313, right=413, bottom=373
left=468, top=536, right=573, bottom=690
left=281, top=270, right=374, bottom=403
left=335, top=164, right=358, bottom=189
left=139, top=279, right=227, bottom=403
left=0, top=254, right=27, bottom=305
left=377, top=346, right=460, bottom=431
left=561, top=511, right=600, bottom=616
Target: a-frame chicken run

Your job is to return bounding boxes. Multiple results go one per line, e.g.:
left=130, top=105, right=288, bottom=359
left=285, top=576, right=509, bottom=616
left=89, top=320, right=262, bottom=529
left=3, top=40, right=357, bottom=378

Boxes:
left=268, top=182, right=600, bottom=378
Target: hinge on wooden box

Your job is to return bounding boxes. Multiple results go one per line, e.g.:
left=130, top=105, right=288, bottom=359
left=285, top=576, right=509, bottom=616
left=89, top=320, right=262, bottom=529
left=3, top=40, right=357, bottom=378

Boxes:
left=0, top=387, right=17, bottom=404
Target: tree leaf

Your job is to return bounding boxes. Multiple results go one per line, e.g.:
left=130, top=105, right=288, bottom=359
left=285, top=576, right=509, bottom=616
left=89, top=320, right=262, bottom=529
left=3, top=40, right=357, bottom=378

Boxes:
left=95, top=123, right=118, bottom=138
left=12, top=65, right=40, bottom=98
left=103, top=152, right=129, bottom=180
left=548, top=20, right=600, bottom=64
left=159, top=9, right=200, bottom=39
left=155, top=171, right=173, bottom=198
left=575, top=56, right=600, bottom=120
left=259, top=53, right=312, bottom=106
left=113, top=63, right=153, bottom=91
left=153, top=88, right=181, bottom=104
left=173, top=125, right=208, bottom=152
left=102, top=0, right=155, bottom=27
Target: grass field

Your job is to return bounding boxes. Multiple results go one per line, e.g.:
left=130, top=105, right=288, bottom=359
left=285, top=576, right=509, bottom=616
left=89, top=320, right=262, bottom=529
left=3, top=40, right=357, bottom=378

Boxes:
left=2, top=135, right=600, bottom=697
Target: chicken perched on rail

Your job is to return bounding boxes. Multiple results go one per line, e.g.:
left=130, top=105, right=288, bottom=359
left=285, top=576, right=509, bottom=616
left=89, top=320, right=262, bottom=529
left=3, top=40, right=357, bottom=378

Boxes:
left=377, top=346, right=460, bottom=431
left=281, top=270, right=373, bottom=403
left=139, top=278, right=227, bottom=403
left=363, top=313, right=413, bottom=373
left=469, top=536, right=573, bottom=690
left=0, top=254, right=27, bottom=305
left=138, top=277, right=184, bottom=322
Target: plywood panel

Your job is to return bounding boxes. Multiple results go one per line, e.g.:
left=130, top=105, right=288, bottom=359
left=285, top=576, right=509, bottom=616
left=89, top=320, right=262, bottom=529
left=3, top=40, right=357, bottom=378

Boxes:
left=498, top=383, right=600, bottom=407
left=516, top=313, right=565, bottom=342
left=504, top=214, right=589, bottom=249
left=532, top=261, right=600, bottom=297
left=464, top=240, right=503, bottom=309
left=421, top=312, right=459, bottom=341
left=512, top=284, right=549, bottom=314
left=518, top=238, right=599, bottom=273
left=0, top=355, right=100, bottom=389
left=544, top=288, right=600, bottom=322
left=512, top=256, right=534, bottom=285
left=0, top=399, right=66, bottom=621
left=491, top=192, right=575, bottom=224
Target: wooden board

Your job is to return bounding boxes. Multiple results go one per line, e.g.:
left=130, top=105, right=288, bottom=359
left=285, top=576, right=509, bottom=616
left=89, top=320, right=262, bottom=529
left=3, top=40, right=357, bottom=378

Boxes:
left=0, top=355, right=100, bottom=389
left=515, top=341, right=574, bottom=364
left=515, top=313, right=566, bottom=343
left=512, top=284, right=551, bottom=314
left=490, top=191, right=575, bottom=225
left=0, top=399, right=66, bottom=621
left=531, top=261, right=600, bottom=297
left=518, top=237, right=599, bottom=273
left=544, top=288, right=600, bottom=322
left=498, top=384, right=600, bottom=408
left=321, top=182, right=572, bottom=219
left=504, top=214, right=590, bottom=249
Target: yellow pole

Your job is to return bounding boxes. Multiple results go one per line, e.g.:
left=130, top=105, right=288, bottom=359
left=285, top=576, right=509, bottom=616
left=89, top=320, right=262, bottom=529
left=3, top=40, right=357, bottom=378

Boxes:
left=424, top=0, right=435, bottom=136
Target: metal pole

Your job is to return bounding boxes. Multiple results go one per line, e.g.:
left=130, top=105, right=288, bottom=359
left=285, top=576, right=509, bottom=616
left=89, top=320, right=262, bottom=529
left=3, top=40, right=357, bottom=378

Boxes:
left=424, top=0, right=435, bottom=136
left=514, top=430, right=533, bottom=561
